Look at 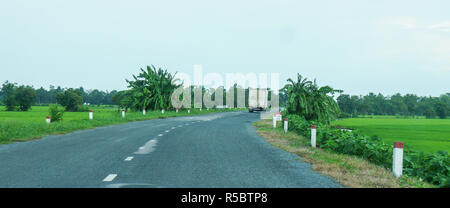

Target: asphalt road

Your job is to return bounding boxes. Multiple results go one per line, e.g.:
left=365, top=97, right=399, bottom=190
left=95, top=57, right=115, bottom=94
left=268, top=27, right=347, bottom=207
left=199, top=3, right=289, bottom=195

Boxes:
left=0, top=111, right=343, bottom=188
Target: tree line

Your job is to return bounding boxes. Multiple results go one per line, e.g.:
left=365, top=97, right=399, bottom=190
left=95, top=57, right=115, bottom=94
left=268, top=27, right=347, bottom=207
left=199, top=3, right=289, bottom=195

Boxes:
left=337, top=93, right=450, bottom=119
left=3, top=66, right=446, bottom=119
left=0, top=66, right=284, bottom=112
left=0, top=81, right=119, bottom=111
left=112, top=65, right=282, bottom=111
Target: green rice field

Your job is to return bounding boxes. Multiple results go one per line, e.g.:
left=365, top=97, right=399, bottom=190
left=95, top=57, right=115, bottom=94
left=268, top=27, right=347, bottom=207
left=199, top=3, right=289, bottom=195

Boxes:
left=332, top=116, right=450, bottom=153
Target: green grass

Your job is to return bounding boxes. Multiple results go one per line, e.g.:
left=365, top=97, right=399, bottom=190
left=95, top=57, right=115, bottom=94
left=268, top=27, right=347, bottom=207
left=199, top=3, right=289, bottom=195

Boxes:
left=0, top=105, right=244, bottom=145
left=254, top=120, right=434, bottom=188
left=332, top=116, right=450, bottom=153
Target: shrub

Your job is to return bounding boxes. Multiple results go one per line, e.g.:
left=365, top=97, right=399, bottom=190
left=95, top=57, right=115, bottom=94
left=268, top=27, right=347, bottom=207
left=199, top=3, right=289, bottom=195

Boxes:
left=77, top=105, right=90, bottom=112
left=55, top=88, right=83, bottom=112
left=285, top=114, right=450, bottom=187
left=1, top=82, right=17, bottom=111
left=49, top=104, right=65, bottom=122
left=0, top=82, right=36, bottom=111
left=15, top=85, right=37, bottom=111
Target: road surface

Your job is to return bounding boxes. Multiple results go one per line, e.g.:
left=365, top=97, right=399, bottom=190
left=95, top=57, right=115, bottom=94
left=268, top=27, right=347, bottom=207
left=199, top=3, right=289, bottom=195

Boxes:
left=0, top=111, right=342, bottom=188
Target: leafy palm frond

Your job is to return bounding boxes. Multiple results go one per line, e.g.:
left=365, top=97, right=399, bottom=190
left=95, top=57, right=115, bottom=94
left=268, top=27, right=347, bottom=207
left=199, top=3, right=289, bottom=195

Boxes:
left=125, top=65, right=181, bottom=111
left=282, top=73, right=341, bottom=124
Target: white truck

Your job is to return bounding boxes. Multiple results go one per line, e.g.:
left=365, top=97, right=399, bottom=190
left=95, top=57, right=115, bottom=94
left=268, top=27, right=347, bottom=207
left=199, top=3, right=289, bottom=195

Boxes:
left=248, top=88, right=268, bottom=112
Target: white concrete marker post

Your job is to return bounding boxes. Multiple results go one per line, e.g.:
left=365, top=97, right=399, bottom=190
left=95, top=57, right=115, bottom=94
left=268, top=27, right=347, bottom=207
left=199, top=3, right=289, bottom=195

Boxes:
left=176, top=109, right=178, bottom=113
left=393, top=142, right=404, bottom=178
left=284, top=118, right=288, bottom=133
left=122, top=110, right=126, bottom=118
left=143, top=109, right=146, bottom=115
left=46, top=116, right=51, bottom=124
left=161, top=109, right=164, bottom=114
left=89, top=110, right=93, bottom=120
left=188, top=109, right=190, bottom=114
left=272, top=115, right=276, bottom=128
left=311, top=125, right=317, bottom=148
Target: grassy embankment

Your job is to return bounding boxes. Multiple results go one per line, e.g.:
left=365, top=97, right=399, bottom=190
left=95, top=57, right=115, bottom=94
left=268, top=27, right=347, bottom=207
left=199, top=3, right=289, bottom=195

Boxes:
left=332, top=116, right=450, bottom=153
left=0, top=106, right=244, bottom=145
left=253, top=119, right=435, bottom=188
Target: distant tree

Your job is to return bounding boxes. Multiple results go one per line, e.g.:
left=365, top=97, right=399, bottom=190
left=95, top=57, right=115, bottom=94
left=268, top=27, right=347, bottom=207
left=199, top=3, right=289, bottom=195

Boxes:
left=0, top=84, right=4, bottom=104
left=36, top=87, right=48, bottom=104
left=278, top=91, right=288, bottom=107
left=434, top=102, right=447, bottom=119
left=111, top=90, right=133, bottom=111
left=85, top=89, right=107, bottom=105
left=49, top=85, right=63, bottom=103
left=390, top=93, right=408, bottom=116
left=1, top=81, right=18, bottom=111
left=55, top=88, right=83, bottom=112
left=403, top=94, right=418, bottom=116
left=424, top=107, right=436, bottom=119
left=15, top=85, right=36, bottom=111
left=105, top=90, right=118, bottom=105
left=337, top=94, right=355, bottom=116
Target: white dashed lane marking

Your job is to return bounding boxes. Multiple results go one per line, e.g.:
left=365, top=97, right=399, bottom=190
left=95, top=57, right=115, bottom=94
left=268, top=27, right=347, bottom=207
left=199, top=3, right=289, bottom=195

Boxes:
left=158, top=134, right=163, bottom=137
left=135, top=139, right=158, bottom=155
left=124, top=157, right=133, bottom=161
left=165, top=130, right=170, bottom=133
left=103, top=174, right=117, bottom=182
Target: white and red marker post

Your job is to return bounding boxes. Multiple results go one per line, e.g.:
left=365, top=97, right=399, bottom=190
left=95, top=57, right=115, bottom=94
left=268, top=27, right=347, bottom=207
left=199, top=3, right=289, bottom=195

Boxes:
left=46, top=116, right=51, bottom=124
left=393, top=142, right=404, bottom=178
left=122, top=110, right=126, bottom=118
left=89, top=110, right=93, bottom=120
left=311, top=125, right=317, bottom=148
left=284, top=118, right=288, bottom=133
left=272, top=114, right=277, bottom=128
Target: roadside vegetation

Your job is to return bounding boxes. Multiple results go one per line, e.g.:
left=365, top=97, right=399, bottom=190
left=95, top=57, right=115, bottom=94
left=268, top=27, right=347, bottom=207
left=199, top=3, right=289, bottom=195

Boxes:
left=253, top=120, right=434, bottom=188
left=279, top=73, right=449, bottom=187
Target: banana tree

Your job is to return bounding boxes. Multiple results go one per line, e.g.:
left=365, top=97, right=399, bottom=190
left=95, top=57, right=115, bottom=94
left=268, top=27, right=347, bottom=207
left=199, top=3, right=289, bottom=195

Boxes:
left=126, top=65, right=181, bottom=111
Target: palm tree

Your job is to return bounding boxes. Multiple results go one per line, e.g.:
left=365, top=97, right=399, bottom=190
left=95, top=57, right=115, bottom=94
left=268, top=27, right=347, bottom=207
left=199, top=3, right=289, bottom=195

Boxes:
left=283, top=74, right=312, bottom=116
left=282, top=73, right=342, bottom=123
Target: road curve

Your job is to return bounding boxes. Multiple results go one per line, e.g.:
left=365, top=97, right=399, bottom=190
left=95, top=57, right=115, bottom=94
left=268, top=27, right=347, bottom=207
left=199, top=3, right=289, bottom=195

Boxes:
left=0, top=111, right=343, bottom=188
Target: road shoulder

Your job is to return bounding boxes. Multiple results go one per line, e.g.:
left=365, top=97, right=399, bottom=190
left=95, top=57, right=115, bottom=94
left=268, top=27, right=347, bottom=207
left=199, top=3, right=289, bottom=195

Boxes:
left=253, top=120, right=434, bottom=188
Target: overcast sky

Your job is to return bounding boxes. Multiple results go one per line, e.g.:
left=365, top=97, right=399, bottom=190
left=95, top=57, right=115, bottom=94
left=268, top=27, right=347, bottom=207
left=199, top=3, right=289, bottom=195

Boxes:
left=1, top=0, right=449, bottom=96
